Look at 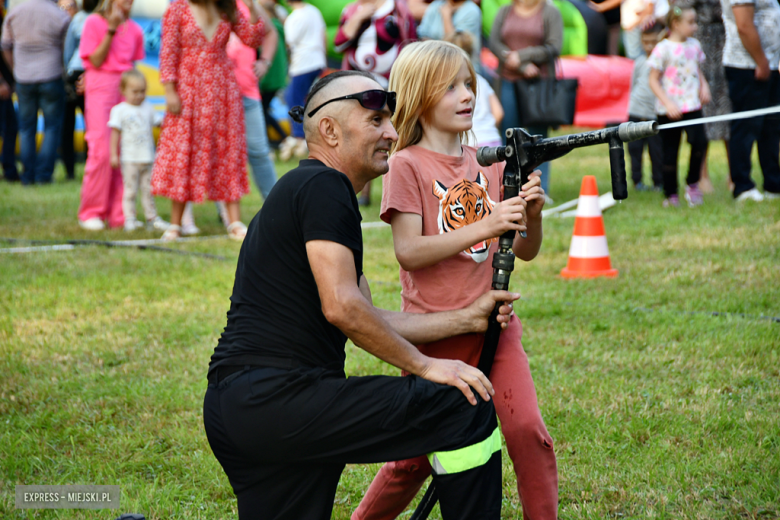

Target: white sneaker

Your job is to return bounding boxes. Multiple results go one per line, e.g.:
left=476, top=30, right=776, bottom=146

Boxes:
left=124, top=219, right=144, bottom=232
left=764, top=191, right=780, bottom=200
left=147, top=216, right=171, bottom=231
left=79, top=218, right=105, bottom=231
left=181, top=223, right=200, bottom=236
left=735, top=188, right=764, bottom=202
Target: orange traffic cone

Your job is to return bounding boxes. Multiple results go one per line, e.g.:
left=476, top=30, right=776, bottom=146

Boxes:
left=560, top=176, right=618, bottom=278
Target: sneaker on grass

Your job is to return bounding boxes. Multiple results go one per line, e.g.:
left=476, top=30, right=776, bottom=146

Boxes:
left=124, top=219, right=144, bottom=232
left=147, top=216, right=171, bottom=231
left=735, top=188, right=764, bottom=202
left=181, top=223, right=200, bottom=236
left=79, top=218, right=105, bottom=231
left=685, top=183, right=703, bottom=207
left=662, top=194, right=680, bottom=208
left=764, top=191, right=780, bottom=200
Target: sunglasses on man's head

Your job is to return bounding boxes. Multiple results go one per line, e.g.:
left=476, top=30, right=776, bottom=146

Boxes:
left=306, top=90, right=397, bottom=118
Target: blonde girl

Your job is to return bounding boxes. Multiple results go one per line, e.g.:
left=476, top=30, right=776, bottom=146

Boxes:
left=353, top=40, right=559, bottom=520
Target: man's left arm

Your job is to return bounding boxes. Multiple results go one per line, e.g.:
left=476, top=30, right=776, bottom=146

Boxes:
left=360, top=276, right=520, bottom=346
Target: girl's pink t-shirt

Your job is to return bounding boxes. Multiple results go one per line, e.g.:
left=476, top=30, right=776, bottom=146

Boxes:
left=80, top=14, right=145, bottom=72
left=380, top=145, right=505, bottom=315
left=647, top=37, right=706, bottom=115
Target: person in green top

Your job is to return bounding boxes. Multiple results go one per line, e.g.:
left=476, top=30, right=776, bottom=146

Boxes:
left=260, top=0, right=290, bottom=148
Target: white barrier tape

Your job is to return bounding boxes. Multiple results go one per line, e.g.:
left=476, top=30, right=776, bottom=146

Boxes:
left=658, top=104, right=780, bottom=130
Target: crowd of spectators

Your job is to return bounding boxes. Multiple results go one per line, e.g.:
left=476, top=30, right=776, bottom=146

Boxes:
left=0, top=0, right=777, bottom=234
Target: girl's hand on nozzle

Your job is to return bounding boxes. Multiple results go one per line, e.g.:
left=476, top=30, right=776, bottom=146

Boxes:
left=484, top=195, right=528, bottom=238
left=520, top=170, right=545, bottom=219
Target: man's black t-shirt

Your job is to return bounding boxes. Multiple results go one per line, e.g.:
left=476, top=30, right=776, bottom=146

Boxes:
left=209, top=159, right=364, bottom=375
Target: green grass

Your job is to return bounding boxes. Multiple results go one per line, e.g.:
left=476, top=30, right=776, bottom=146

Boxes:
left=1, top=138, right=779, bottom=519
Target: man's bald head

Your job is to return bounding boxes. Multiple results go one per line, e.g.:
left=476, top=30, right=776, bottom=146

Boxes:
left=302, top=71, right=384, bottom=139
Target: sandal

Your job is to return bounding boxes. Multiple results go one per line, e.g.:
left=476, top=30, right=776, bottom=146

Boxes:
left=161, top=224, right=181, bottom=242
left=227, top=221, right=247, bottom=242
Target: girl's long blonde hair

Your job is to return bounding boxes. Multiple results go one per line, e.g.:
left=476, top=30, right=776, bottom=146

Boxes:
left=388, top=40, right=477, bottom=154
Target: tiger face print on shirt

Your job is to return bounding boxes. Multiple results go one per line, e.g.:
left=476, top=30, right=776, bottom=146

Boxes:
left=433, top=172, right=497, bottom=263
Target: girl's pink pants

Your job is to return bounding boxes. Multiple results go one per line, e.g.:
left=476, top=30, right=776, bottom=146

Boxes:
left=78, top=69, right=124, bottom=228
left=353, top=317, right=559, bottom=520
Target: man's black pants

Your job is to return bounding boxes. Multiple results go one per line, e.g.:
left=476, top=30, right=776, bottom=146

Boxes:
left=725, top=67, right=780, bottom=198
left=204, top=365, right=502, bottom=520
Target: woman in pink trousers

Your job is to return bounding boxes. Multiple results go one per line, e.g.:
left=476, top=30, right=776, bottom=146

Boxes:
left=78, top=0, right=144, bottom=230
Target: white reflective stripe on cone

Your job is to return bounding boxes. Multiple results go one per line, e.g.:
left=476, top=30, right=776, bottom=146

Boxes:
left=569, top=235, right=610, bottom=258
left=575, top=195, right=602, bottom=217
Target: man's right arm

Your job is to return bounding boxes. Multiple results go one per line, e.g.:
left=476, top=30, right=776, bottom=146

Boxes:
left=732, top=5, right=770, bottom=80
left=306, top=239, right=495, bottom=405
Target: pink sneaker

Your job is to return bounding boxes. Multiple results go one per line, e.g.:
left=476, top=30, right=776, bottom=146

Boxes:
left=663, top=194, right=680, bottom=208
left=685, top=183, right=704, bottom=206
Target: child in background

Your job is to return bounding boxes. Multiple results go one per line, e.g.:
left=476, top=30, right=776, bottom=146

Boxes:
left=444, top=30, right=504, bottom=147
left=626, top=23, right=664, bottom=191
left=259, top=0, right=289, bottom=149
left=279, top=0, right=326, bottom=161
left=353, top=40, right=558, bottom=520
left=109, top=69, right=169, bottom=232
left=648, top=5, right=710, bottom=207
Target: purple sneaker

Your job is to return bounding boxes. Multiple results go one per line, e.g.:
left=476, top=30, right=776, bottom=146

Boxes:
left=663, top=194, right=680, bottom=208
left=685, top=183, right=704, bottom=206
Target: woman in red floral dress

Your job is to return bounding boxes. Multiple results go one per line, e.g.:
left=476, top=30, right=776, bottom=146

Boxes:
left=152, top=0, right=266, bottom=240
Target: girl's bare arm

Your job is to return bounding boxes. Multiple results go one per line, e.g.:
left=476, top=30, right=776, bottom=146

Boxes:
left=390, top=195, right=529, bottom=271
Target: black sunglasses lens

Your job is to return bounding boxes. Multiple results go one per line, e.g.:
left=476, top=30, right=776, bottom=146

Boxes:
left=361, top=90, right=387, bottom=111
left=387, top=92, right=397, bottom=114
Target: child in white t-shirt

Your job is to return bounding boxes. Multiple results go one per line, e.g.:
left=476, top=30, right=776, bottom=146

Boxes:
left=445, top=31, right=504, bottom=146
left=109, top=70, right=169, bottom=232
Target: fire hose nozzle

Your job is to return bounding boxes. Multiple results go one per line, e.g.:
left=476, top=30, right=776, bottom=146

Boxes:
left=476, top=145, right=513, bottom=166
left=617, top=121, right=658, bottom=143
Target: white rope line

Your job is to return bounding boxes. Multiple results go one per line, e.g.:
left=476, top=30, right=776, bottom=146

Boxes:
left=657, top=105, right=780, bottom=130
left=0, top=222, right=390, bottom=254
